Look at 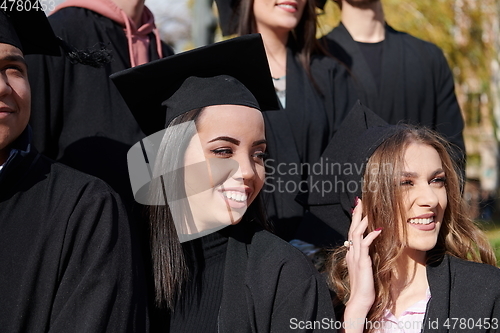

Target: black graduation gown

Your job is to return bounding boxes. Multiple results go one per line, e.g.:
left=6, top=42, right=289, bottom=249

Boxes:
left=263, top=48, right=358, bottom=241
left=321, top=23, right=465, bottom=161
left=423, top=254, right=500, bottom=332
left=0, top=129, right=148, bottom=332
left=219, top=222, right=337, bottom=332
left=168, top=231, right=228, bottom=333
left=25, top=7, right=174, bottom=205
left=153, top=222, right=337, bottom=332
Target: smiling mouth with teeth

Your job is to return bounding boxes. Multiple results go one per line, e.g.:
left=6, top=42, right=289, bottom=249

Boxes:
left=278, top=4, right=296, bottom=9
left=407, top=217, right=434, bottom=225
left=222, top=191, right=247, bottom=202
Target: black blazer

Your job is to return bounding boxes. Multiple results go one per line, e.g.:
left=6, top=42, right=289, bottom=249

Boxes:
left=424, top=254, right=500, bottom=332
left=321, top=23, right=465, bottom=164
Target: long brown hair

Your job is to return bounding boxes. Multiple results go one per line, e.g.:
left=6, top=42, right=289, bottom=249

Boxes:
left=235, top=0, right=327, bottom=85
left=327, top=126, right=496, bottom=331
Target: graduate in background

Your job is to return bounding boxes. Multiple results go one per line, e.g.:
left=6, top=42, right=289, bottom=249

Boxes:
left=214, top=0, right=360, bottom=248
left=0, top=3, right=148, bottom=332
left=25, top=0, right=174, bottom=206
left=112, top=34, right=336, bottom=332
left=321, top=0, right=465, bottom=171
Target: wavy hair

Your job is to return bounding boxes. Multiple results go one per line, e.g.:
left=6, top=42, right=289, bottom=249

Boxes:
left=327, top=125, right=496, bottom=331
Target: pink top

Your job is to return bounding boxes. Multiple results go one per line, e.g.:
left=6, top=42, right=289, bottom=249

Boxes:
left=373, top=288, right=431, bottom=333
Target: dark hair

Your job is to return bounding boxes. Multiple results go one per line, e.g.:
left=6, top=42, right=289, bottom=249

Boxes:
left=236, top=0, right=327, bottom=88
left=327, top=125, right=496, bottom=331
left=148, top=108, right=269, bottom=309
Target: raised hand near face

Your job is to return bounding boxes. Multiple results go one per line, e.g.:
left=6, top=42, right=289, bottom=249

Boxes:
left=343, top=198, right=382, bottom=333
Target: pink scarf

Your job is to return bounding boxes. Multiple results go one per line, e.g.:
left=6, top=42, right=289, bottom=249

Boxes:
left=52, top=0, right=163, bottom=67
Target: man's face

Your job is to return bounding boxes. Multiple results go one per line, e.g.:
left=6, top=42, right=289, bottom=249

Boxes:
left=0, top=43, right=30, bottom=165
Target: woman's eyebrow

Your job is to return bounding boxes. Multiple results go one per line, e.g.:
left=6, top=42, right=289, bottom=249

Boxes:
left=400, top=169, right=445, bottom=178
left=400, top=171, right=418, bottom=178
left=208, top=136, right=240, bottom=145
left=252, top=139, right=266, bottom=146
left=431, top=169, right=445, bottom=177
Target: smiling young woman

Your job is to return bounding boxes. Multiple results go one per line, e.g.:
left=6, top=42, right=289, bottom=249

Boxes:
left=167, top=104, right=267, bottom=238
left=315, top=104, right=500, bottom=333
left=112, top=34, right=336, bottom=332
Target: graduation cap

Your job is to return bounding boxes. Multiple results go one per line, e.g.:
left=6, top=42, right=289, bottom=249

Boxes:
left=0, top=0, right=60, bottom=55
left=111, top=34, right=278, bottom=242
left=296, top=101, right=398, bottom=246
left=110, top=33, right=279, bottom=136
left=214, top=0, right=327, bottom=37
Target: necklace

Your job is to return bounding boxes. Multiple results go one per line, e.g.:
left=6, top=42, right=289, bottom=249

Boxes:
left=272, top=75, right=286, bottom=91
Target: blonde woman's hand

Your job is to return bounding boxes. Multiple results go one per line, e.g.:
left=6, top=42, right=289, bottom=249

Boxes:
left=342, top=198, right=382, bottom=333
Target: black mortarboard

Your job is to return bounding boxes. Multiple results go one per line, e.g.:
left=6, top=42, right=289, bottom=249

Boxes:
left=214, top=0, right=327, bottom=37
left=110, top=33, right=279, bottom=136
left=296, top=101, right=398, bottom=246
left=0, top=0, right=60, bottom=55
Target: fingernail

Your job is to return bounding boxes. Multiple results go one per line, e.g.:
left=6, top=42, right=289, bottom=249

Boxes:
left=354, top=196, right=359, bottom=206
left=375, top=227, right=383, bottom=232
left=350, top=208, right=354, bottom=215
